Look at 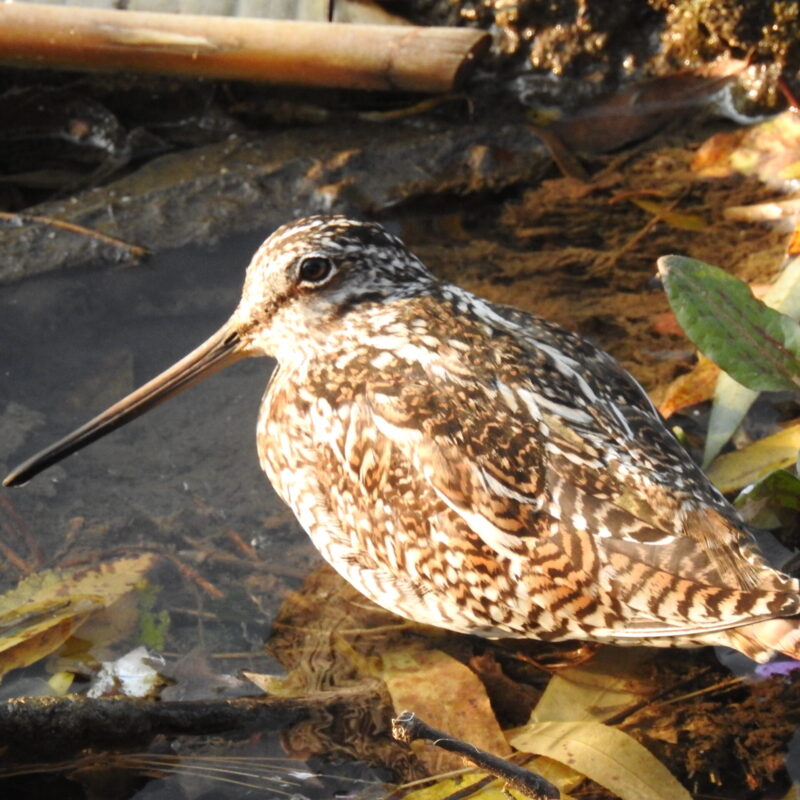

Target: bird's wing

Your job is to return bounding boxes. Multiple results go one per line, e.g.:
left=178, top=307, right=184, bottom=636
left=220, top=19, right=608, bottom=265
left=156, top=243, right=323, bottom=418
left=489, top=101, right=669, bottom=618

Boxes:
left=483, top=304, right=782, bottom=593
left=364, top=347, right=797, bottom=636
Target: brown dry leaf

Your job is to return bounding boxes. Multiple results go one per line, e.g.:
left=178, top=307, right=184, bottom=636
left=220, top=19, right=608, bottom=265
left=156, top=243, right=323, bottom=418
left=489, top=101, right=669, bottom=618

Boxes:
left=691, top=129, right=744, bottom=178
left=382, top=646, right=510, bottom=773
left=692, top=111, right=800, bottom=188
left=650, top=310, right=688, bottom=337
left=789, top=221, right=800, bottom=256
left=72, top=589, right=141, bottom=651
left=706, top=421, right=800, bottom=493
left=0, top=554, right=157, bottom=680
left=510, top=721, right=691, bottom=800
left=658, top=355, right=720, bottom=418
left=548, top=59, right=747, bottom=154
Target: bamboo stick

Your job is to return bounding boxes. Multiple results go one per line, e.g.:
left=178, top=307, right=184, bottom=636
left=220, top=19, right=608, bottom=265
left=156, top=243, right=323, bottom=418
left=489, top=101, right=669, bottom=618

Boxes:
left=0, top=5, right=490, bottom=92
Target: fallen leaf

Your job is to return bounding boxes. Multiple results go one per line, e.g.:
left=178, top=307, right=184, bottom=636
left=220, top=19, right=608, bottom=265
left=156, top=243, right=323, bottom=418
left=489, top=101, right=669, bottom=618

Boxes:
left=505, top=648, right=657, bottom=796
left=723, top=197, right=800, bottom=224
left=777, top=778, right=800, bottom=800
left=382, top=647, right=510, bottom=773
left=398, top=772, right=526, bottom=800
left=692, top=111, right=800, bottom=189
left=649, top=310, right=686, bottom=337
left=692, top=128, right=747, bottom=178
left=242, top=670, right=287, bottom=695
left=629, top=198, right=706, bottom=231
left=706, top=422, right=800, bottom=493
left=47, top=670, right=75, bottom=695
left=510, top=721, right=691, bottom=800
left=658, top=355, right=720, bottom=418
left=0, top=554, right=158, bottom=680
left=529, top=647, right=653, bottom=725
left=0, top=612, right=91, bottom=682
left=548, top=60, right=746, bottom=154
left=790, top=223, right=800, bottom=257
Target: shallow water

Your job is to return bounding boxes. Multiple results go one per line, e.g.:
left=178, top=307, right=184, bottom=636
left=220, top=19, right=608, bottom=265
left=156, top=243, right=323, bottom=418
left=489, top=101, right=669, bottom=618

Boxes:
left=2, top=232, right=269, bottom=519
left=0, top=230, right=326, bottom=664
left=0, top=229, right=331, bottom=639
left=0, top=232, right=364, bottom=797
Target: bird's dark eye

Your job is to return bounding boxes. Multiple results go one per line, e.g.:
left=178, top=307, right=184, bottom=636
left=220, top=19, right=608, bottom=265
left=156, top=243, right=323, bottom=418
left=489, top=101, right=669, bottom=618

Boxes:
left=298, top=256, right=334, bottom=285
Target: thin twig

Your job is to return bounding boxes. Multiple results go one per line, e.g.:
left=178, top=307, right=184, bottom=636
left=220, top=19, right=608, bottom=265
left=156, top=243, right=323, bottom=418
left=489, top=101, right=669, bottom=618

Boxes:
left=392, top=711, right=559, bottom=800
left=190, top=496, right=260, bottom=560
left=0, top=211, right=147, bottom=260
left=0, top=494, right=44, bottom=565
left=0, top=539, right=30, bottom=575
left=160, top=552, right=225, bottom=599
left=658, top=675, right=744, bottom=706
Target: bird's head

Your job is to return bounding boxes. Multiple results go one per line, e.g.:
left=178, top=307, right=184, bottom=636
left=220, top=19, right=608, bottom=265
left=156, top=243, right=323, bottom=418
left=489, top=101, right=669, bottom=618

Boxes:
left=2, top=217, right=435, bottom=486
left=232, top=216, right=436, bottom=358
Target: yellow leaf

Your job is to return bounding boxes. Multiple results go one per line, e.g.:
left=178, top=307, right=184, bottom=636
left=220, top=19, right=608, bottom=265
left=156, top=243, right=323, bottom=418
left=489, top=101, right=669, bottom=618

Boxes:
left=0, top=555, right=158, bottom=680
left=0, top=612, right=91, bottom=680
left=47, top=670, right=75, bottom=695
left=779, top=783, right=800, bottom=800
left=507, top=649, right=658, bottom=796
left=706, top=422, right=800, bottom=493
left=529, top=647, right=654, bottom=724
left=241, top=671, right=292, bottom=695
left=518, top=756, right=584, bottom=796
left=510, top=721, right=691, bottom=800
left=629, top=198, right=706, bottom=231
left=399, top=772, right=535, bottom=800
left=693, top=112, right=800, bottom=187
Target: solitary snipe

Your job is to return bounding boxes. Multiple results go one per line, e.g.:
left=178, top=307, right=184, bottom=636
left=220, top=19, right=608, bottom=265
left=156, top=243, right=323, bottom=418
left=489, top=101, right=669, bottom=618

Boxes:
left=5, top=216, right=800, bottom=662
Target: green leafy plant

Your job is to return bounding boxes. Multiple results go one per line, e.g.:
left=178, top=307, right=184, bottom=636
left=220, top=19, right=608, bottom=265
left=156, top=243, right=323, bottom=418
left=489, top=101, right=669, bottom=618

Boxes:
left=136, top=582, right=170, bottom=651
left=659, top=254, right=800, bottom=502
left=657, top=255, right=800, bottom=392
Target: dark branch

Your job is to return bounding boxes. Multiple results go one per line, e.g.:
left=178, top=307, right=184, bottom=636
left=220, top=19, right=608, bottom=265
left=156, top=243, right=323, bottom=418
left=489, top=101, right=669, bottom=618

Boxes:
left=391, top=711, right=559, bottom=800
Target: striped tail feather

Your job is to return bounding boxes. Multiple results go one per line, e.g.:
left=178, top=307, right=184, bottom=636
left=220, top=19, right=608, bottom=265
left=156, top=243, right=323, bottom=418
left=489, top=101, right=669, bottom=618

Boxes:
left=724, top=616, right=800, bottom=663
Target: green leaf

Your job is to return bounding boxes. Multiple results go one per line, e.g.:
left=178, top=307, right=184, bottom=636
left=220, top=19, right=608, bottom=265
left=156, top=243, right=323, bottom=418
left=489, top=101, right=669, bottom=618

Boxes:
left=658, top=255, right=800, bottom=392
left=734, top=467, right=800, bottom=528
left=136, top=583, right=170, bottom=651
left=703, top=254, right=800, bottom=465
left=736, top=468, right=800, bottom=512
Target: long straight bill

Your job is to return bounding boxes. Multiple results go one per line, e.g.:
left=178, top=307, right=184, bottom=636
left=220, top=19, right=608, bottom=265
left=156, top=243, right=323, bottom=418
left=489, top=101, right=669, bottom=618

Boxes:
left=3, top=325, right=245, bottom=487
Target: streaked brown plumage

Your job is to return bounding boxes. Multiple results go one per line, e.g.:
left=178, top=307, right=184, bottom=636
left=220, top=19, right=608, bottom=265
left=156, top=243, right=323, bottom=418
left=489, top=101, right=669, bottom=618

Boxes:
left=5, top=216, right=800, bottom=662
